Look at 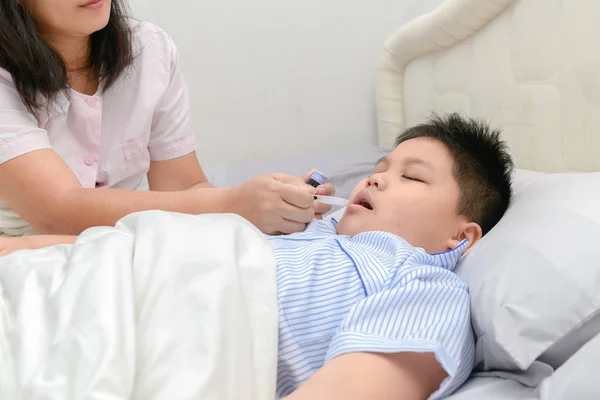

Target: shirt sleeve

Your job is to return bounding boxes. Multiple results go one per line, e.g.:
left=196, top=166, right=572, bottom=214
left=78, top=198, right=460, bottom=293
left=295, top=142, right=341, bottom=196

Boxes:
left=147, top=34, right=197, bottom=162
left=0, top=72, right=52, bottom=164
left=325, top=264, right=475, bottom=399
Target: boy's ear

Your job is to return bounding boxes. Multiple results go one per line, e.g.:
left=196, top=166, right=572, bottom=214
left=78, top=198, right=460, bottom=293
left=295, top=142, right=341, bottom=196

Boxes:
left=446, top=222, right=482, bottom=253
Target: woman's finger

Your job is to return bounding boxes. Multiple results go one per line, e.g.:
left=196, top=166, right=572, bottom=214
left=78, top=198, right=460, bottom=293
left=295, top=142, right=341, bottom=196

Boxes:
left=272, top=173, right=307, bottom=187
left=299, top=169, right=316, bottom=183
left=313, top=200, right=332, bottom=216
left=280, top=201, right=314, bottom=224
left=315, top=183, right=335, bottom=196
left=276, top=219, right=308, bottom=235
left=279, top=183, right=315, bottom=209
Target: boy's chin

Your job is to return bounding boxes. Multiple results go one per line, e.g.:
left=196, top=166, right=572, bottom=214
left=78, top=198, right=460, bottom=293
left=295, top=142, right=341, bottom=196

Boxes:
left=336, top=214, right=368, bottom=236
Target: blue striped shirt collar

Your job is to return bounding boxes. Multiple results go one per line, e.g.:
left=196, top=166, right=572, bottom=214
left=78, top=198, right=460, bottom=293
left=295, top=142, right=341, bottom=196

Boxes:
left=326, top=219, right=468, bottom=270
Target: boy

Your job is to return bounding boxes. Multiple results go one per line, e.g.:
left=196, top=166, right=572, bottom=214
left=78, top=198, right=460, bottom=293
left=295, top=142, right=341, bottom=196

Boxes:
left=271, top=113, right=513, bottom=399
left=0, top=113, right=514, bottom=399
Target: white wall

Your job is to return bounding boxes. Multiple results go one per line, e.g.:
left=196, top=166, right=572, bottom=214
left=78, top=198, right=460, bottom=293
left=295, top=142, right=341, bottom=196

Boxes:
left=130, top=0, right=444, bottom=166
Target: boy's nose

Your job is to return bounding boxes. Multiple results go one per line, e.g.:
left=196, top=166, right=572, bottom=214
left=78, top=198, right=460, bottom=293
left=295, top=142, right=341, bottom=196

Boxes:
left=367, top=174, right=385, bottom=189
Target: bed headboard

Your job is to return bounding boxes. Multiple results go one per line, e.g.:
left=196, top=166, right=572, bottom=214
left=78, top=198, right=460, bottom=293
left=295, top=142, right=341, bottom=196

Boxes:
left=376, top=0, right=600, bottom=173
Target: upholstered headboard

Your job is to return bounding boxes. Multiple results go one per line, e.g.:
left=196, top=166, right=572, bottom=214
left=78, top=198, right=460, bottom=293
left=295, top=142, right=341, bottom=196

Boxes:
left=376, top=0, right=600, bottom=172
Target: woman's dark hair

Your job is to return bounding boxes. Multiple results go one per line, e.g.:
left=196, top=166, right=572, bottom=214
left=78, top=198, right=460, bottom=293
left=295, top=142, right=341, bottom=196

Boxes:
left=0, top=0, right=134, bottom=114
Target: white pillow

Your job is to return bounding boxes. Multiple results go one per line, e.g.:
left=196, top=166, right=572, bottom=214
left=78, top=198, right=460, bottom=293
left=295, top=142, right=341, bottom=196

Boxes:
left=457, top=170, right=600, bottom=371
left=538, top=311, right=600, bottom=369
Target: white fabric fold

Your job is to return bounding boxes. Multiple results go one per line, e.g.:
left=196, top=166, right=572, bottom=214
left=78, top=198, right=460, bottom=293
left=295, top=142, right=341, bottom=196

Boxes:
left=0, top=211, right=278, bottom=400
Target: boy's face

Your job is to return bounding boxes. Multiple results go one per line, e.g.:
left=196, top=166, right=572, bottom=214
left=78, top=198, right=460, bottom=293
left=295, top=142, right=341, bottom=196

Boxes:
left=336, top=138, right=481, bottom=254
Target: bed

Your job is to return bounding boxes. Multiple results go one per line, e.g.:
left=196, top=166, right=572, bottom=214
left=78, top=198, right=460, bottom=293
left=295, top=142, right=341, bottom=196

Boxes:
left=205, top=0, right=600, bottom=398
left=375, top=0, right=600, bottom=397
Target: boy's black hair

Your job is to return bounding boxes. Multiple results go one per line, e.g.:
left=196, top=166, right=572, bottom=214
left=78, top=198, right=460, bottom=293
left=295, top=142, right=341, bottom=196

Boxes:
left=396, top=113, right=514, bottom=235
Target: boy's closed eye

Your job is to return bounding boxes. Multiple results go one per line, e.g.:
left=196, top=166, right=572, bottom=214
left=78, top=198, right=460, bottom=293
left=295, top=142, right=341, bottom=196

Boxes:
left=402, top=175, right=424, bottom=183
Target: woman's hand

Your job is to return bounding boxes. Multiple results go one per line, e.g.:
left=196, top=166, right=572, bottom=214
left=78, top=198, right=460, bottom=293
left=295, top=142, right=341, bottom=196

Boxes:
left=0, top=236, right=40, bottom=256
left=300, top=170, right=336, bottom=219
left=0, top=235, right=76, bottom=256
left=227, top=174, right=316, bottom=234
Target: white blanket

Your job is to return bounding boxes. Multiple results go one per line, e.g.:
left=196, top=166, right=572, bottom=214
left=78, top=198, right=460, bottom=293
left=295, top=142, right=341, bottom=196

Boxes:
left=0, top=211, right=279, bottom=400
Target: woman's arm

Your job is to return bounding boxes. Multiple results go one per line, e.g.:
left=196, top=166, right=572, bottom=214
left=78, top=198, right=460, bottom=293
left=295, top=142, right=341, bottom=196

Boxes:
left=147, top=152, right=213, bottom=191
left=0, top=149, right=315, bottom=235
left=147, top=154, right=335, bottom=216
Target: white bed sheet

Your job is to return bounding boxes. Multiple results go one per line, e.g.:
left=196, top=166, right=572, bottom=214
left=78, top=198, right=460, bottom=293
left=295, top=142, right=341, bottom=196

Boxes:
left=449, top=327, right=600, bottom=399
left=446, top=377, right=536, bottom=400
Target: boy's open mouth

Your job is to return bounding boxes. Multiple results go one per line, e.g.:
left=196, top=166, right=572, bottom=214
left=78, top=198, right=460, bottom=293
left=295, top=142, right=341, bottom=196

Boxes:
left=358, top=199, right=373, bottom=210
left=353, top=193, right=374, bottom=210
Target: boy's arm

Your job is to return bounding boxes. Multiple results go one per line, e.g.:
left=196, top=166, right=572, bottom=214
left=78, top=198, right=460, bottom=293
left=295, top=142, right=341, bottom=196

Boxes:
left=285, top=265, right=474, bottom=400
left=285, top=351, right=447, bottom=400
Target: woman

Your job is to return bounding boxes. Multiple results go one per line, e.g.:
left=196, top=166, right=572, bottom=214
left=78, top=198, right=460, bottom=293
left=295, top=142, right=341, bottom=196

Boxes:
left=0, top=0, right=333, bottom=241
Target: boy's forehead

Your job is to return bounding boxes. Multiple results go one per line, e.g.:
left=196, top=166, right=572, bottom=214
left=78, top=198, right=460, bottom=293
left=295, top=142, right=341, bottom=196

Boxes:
left=389, top=137, right=450, bottom=161
left=378, top=138, right=455, bottom=175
